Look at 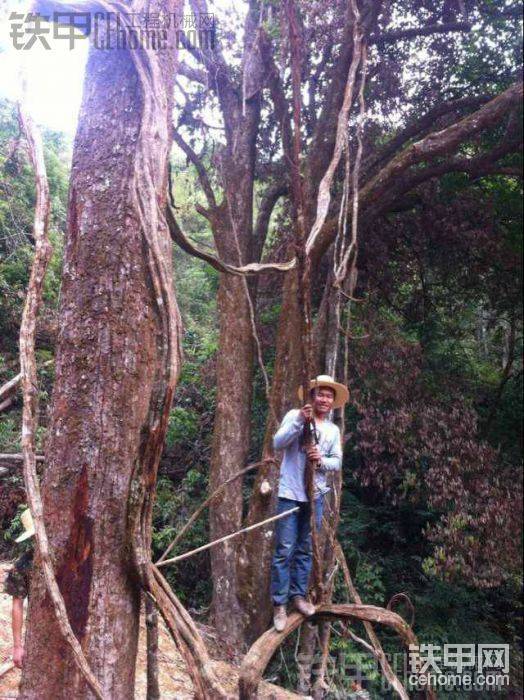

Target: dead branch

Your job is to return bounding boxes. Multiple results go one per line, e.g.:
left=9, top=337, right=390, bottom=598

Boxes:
left=0, top=359, right=53, bottom=413
left=0, top=453, right=44, bottom=465
left=18, top=82, right=103, bottom=699
left=157, top=458, right=272, bottom=564
left=158, top=506, right=300, bottom=567
left=0, top=661, right=15, bottom=680
left=0, top=373, right=21, bottom=405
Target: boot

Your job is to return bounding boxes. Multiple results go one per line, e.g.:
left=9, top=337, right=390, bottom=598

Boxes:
left=273, top=605, right=287, bottom=632
left=292, top=596, right=315, bottom=617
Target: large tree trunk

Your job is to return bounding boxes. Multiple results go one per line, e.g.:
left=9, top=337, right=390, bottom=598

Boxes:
left=209, top=258, right=255, bottom=652
left=20, top=5, right=182, bottom=697
left=207, top=6, right=263, bottom=651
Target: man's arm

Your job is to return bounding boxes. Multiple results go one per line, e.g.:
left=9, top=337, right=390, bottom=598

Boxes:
left=318, top=427, right=343, bottom=471
left=11, top=597, right=24, bottom=668
left=273, top=409, right=305, bottom=450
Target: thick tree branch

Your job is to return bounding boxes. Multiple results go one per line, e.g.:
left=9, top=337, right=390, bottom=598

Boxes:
left=305, top=14, right=366, bottom=255
left=386, top=125, right=522, bottom=207
left=309, top=82, right=522, bottom=262
left=177, top=61, right=208, bottom=86
left=166, top=201, right=296, bottom=276
left=181, top=0, right=239, bottom=125
left=239, top=603, right=427, bottom=699
left=374, top=21, right=471, bottom=45
left=305, top=2, right=379, bottom=205
left=259, top=30, right=294, bottom=167
left=253, top=180, right=288, bottom=261
left=364, top=94, right=491, bottom=177
left=361, top=82, right=522, bottom=210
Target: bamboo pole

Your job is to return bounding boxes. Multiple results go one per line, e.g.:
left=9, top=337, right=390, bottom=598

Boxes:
left=157, top=507, right=300, bottom=567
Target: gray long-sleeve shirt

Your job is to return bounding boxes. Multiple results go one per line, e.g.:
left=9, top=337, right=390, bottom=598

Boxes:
left=273, top=409, right=342, bottom=502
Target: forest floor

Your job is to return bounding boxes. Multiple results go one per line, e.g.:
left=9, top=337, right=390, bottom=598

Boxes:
left=0, top=562, right=301, bottom=699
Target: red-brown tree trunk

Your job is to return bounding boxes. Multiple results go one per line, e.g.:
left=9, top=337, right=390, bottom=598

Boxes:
left=207, top=5, right=263, bottom=652
left=238, top=263, right=305, bottom=641
left=209, top=172, right=257, bottom=654
left=20, top=5, right=182, bottom=697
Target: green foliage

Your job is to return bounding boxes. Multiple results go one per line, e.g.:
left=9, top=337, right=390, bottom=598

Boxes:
left=0, top=414, right=19, bottom=453
left=152, top=473, right=212, bottom=608
left=2, top=503, right=32, bottom=554
left=166, top=407, right=199, bottom=450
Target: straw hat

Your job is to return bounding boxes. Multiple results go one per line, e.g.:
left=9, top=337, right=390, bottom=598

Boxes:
left=15, top=509, right=35, bottom=543
left=297, top=374, right=349, bottom=410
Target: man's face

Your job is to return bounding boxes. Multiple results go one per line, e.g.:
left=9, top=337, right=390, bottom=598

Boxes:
left=312, top=386, right=335, bottom=415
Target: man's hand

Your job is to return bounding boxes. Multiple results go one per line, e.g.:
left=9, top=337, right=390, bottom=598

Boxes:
left=300, top=404, right=314, bottom=421
left=13, top=644, right=24, bottom=669
left=306, top=444, right=322, bottom=464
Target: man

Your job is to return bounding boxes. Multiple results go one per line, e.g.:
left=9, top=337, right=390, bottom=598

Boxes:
left=3, top=509, right=34, bottom=669
left=271, top=374, right=349, bottom=632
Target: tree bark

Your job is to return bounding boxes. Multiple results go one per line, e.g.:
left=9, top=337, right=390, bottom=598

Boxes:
left=209, top=260, right=255, bottom=651
left=20, top=3, right=183, bottom=696
left=238, top=263, right=305, bottom=641
left=206, top=5, right=265, bottom=653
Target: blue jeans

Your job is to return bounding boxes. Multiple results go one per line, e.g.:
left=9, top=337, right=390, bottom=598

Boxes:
left=270, top=496, right=323, bottom=606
